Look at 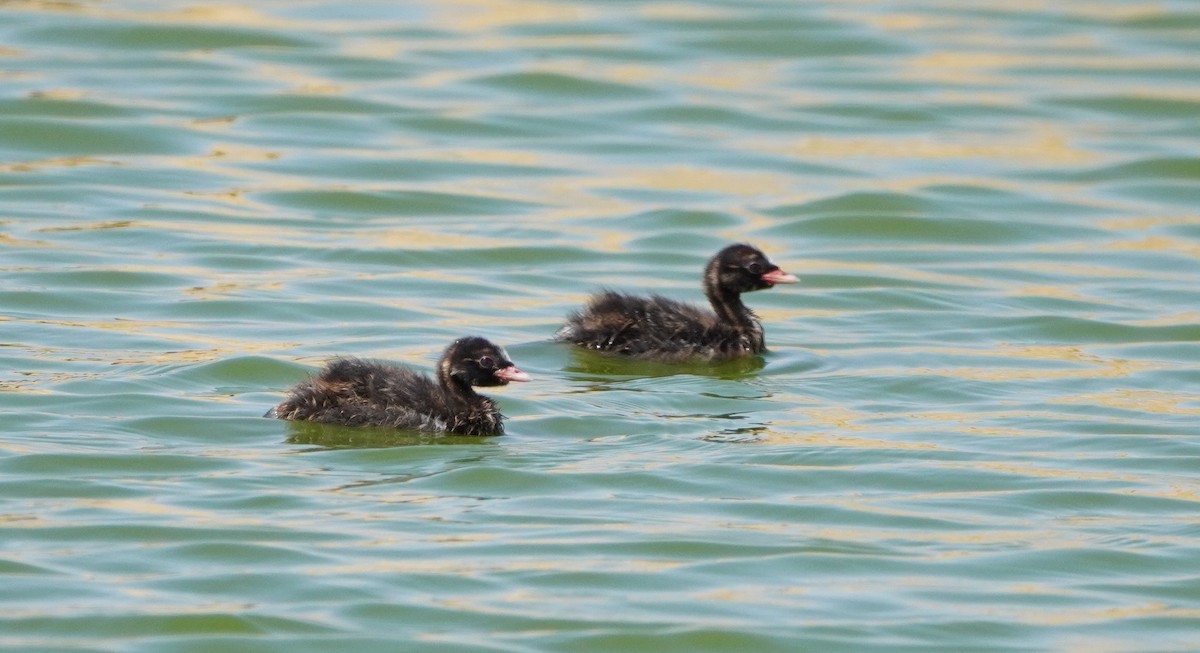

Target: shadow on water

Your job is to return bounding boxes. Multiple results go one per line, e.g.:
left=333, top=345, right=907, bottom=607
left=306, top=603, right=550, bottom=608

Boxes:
left=703, top=424, right=772, bottom=444
left=562, top=347, right=767, bottom=382
left=283, top=420, right=500, bottom=451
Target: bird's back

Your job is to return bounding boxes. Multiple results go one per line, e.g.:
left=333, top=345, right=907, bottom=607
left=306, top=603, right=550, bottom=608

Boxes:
left=558, top=291, right=755, bottom=361
left=272, top=358, right=459, bottom=432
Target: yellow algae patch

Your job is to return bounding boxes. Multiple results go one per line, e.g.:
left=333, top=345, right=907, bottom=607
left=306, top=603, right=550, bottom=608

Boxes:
left=191, top=115, right=237, bottom=127
left=0, top=233, right=51, bottom=247
left=184, top=280, right=285, bottom=300
left=27, top=88, right=87, bottom=101
left=0, top=379, right=55, bottom=395
left=1022, top=603, right=1200, bottom=627
left=206, top=146, right=281, bottom=161
left=1121, top=486, right=1200, bottom=505
left=2, top=156, right=119, bottom=174
left=36, top=220, right=136, bottom=232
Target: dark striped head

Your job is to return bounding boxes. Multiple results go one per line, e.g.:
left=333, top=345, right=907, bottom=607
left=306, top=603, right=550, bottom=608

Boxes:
left=704, top=244, right=798, bottom=298
left=439, top=336, right=530, bottom=389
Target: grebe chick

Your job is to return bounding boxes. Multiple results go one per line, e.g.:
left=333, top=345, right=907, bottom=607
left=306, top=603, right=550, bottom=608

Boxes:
left=268, top=336, right=530, bottom=436
left=557, top=244, right=797, bottom=362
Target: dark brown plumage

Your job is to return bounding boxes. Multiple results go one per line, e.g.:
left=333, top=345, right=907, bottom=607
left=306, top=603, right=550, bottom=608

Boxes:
left=267, top=336, right=529, bottom=435
left=557, top=244, right=797, bottom=362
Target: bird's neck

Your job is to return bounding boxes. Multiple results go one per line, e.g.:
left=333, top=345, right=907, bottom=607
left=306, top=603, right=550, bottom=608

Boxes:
left=438, top=361, right=478, bottom=400
left=706, top=286, right=753, bottom=328
left=706, top=287, right=765, bottom=351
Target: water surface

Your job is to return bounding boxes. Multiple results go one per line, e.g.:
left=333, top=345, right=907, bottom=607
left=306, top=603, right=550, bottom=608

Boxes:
left=2, top=1, right=1200, bottom=651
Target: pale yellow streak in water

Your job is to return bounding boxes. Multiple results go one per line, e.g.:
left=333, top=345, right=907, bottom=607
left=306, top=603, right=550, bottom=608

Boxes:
left=164, top=150, right=282, bottom=210
left=369, top=230, right=525, bottom=250
left=1024, top=604, right=1200, bottom=627
left=310, top=557, right=682, bottom=577
left=1125, top=486, right=1200, bottom=504
left=0, top=315, right=294, bottom=363
left=869, top=359, right=1155, bottom=383
left=1014, top=260, right=1155, bottom=279
left=795, top=259, right=1000, bottom=289
left=338, top=37, right=405, bottom=61
left=771, top=409, right=1052, bottom=441
left=463, top=33, right=635, bottom=55
left=1129, top=310, right=1200, bottom=327
left=2, top=155, right=119, bottom=174
left=258, top=63, right=349, bottom=96
left=913, top=0, right=1169, bottom=22
left=972, top=460, right=1144, bottom=484
left=184, top=280, right=286, bottom=299
left=0, top=380, right=54, bottom=396
left=940, top=343, right=1147, bottom=379
left=1008, top=285, right=1096, bottom=302
left=609, top=165, right=794, bottom=196
left=27, top=88, right=86, bottom=101
left=114, top=4, right=302, bottom=29
left=1104, top=235, right=1200, bottom=259
left=868, top=171, right=1036, bottom=195
left=683, top=61, right=790, bottom=94
left=759, top=429, right=945, bottom=450
left=635, top=3, right=732, bottom=21
left=0, top=233, right=51, bottom=247
left=910, top=50, right=1198, bottom=76
left=766, top=131, right=1094, bottom=164
left=427, top=148, right=549, bottom=167
left=777, top=406, right=871, bottom=432
left=860, top=13, right=956, bottom=32
left=1102, top=214, right=1200, bottom=231
left=1053, top=389, right=1200, bottom=416
left=435, top=0, right=595, bottom=32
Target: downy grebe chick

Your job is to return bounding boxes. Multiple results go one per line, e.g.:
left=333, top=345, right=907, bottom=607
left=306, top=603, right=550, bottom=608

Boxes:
left=557, top=244, right=797, bottom=362
left=267, top=336, right=530, bottom=435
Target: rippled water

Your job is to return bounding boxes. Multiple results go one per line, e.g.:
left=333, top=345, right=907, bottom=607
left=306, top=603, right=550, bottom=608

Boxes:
left=3, top=1, right=1200, bottom=651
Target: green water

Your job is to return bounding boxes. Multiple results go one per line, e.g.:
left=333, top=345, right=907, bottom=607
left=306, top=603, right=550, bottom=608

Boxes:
left=3, top=1, right=1200, bottom=651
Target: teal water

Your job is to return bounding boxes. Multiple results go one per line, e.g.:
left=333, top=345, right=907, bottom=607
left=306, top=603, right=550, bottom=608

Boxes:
left=3, top=1, right=1200, bottom=651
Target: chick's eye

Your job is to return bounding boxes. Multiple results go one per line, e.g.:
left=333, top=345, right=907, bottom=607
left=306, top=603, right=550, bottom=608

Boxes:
left=478, top=356, right=496, bottom=370
left=746, top=262, right=763, bottom=275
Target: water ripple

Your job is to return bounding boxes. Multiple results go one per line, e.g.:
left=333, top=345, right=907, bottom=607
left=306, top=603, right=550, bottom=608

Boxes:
left=2, top=0, right=1200, bottom=651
